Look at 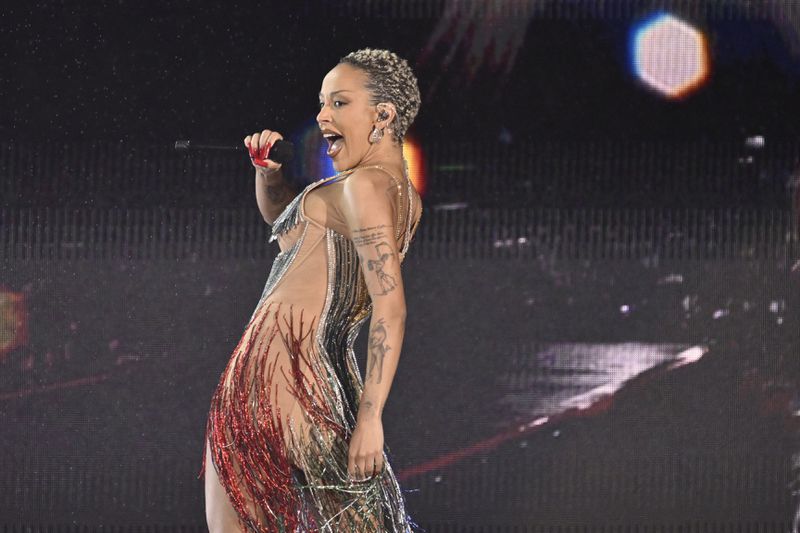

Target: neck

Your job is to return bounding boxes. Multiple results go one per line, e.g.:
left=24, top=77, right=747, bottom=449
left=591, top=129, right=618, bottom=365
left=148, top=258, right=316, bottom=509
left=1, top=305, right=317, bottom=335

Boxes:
left=353, top=140, right=405, bottom=173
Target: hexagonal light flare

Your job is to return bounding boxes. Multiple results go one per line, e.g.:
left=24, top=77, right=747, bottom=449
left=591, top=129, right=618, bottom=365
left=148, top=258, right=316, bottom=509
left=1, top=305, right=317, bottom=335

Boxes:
left=631, top=12, right=710, bottom=99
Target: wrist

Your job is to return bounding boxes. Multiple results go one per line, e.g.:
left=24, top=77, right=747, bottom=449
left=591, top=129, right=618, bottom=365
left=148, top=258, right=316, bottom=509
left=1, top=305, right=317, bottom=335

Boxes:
left=357, top=397, right=383, bottom=421
left=257, top=169, right=281, bottom=182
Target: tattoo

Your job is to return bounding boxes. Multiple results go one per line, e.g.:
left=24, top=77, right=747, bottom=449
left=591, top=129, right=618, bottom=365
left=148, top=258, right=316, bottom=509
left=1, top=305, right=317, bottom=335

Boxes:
left=367, top=318, right=391, bottom=384
left=359, top=398, right=382, bottom=420
left=351, top=224, right=391, bottom=247
left=352, top=224, right=398, bottom=295
left=366, top=242, right=397, bottom=294
left=266, top=182, right=289, bottom=203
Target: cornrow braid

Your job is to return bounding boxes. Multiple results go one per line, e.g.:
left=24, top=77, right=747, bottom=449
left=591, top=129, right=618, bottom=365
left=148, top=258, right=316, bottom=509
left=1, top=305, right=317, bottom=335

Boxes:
left=339, top=48, right=421, bottom=143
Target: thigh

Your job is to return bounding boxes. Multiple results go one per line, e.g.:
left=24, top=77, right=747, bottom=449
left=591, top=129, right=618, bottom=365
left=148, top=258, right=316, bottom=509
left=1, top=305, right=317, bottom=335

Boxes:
left=204, top=439, right=241, bottom=530
left=204, top=438, right=268, bottom=531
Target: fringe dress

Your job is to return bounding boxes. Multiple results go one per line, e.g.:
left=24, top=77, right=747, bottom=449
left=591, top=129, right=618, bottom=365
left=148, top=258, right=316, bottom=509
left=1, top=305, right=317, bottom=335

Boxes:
left=198, top=165, right=422, bottom=532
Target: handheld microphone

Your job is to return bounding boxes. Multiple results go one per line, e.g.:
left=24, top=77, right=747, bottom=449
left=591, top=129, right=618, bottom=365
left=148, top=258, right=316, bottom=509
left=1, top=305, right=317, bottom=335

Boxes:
left=174, top=139, right=295, bottom=165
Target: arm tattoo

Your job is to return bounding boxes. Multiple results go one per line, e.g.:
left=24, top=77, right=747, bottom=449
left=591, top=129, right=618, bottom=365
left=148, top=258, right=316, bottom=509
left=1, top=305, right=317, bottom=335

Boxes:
left=367, top=318, right=391, bottom=384
left=366, top=243, right=397, bottom=294
left=353, top=224, right=398, bottom=295
left=360, top=399, right=377, bottom=416
left=351, top=224, right=391, bottom=247
left=267, top=182, right=290, bottom=203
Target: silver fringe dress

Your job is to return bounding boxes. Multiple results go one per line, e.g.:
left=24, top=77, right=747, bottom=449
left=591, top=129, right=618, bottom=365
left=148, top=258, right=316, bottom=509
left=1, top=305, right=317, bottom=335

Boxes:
left=199, top=166, right=422, bottom=532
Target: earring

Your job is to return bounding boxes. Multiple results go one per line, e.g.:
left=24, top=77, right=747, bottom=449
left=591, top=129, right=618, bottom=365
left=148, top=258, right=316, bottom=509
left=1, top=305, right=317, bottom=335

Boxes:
left=369, top=126, right=384, bottom=144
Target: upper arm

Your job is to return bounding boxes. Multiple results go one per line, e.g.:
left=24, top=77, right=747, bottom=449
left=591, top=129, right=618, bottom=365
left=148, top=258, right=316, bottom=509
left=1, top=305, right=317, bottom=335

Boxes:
left=341, top=169, right=406, bottom=314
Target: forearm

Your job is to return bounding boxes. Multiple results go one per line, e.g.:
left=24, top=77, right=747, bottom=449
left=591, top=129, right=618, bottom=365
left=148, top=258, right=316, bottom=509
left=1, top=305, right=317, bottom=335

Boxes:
left=358, top=308, right=406, bottom=422
left=255, top=168, right=295, bottom=224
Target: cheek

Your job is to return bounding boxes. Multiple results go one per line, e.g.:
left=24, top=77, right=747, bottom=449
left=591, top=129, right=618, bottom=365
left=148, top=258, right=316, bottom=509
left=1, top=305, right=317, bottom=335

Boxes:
left=343, top=111, right=371, bottom=139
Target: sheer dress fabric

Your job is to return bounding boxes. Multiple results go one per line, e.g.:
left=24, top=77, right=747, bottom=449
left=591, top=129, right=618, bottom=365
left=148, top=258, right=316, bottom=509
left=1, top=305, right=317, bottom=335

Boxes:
left=199, top=166, right=422, bottom=532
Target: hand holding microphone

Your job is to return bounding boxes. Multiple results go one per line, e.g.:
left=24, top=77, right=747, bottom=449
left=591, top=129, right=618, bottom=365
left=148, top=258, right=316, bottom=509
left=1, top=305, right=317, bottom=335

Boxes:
left=174, top=131, right=294, bottom=168
left=174, top=129, right=297, bottom=221
left=245, top=129, right=285, bottom=173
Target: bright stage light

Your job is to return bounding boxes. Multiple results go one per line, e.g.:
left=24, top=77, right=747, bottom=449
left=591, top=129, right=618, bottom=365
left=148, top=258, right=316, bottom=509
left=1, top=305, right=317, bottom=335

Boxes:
left=631, top=11, right=709, bottom=99
left=402, top=136, right=427, bottom=196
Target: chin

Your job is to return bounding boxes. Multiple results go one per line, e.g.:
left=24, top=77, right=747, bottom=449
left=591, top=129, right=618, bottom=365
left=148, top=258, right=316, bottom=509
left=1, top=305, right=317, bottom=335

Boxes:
left=331, top=157, right=351, bottom=173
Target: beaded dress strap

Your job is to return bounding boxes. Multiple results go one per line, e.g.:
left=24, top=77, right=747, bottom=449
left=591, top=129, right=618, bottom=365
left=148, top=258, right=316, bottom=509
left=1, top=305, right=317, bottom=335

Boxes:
left=277, top=164, right=417, bottom=256
left=310, top=164, right=414, bottom=252
left=348, top=164, right=415, bottom=258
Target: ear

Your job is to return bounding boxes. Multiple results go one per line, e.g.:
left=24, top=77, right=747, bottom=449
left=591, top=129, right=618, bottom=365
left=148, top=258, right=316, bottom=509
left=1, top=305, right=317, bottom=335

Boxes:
left=375, top=102, right=398, bottom=127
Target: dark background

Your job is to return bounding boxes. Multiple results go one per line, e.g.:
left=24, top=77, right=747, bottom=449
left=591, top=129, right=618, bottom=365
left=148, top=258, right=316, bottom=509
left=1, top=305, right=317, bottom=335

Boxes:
left=1, top=0, right=799, bottom=530
left=4, top=0, right=800, bottom=144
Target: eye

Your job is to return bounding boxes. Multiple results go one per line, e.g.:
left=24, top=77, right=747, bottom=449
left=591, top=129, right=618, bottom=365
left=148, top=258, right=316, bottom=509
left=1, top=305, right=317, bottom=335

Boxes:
left=333, top=100, right=346, bottom=108
left=318, top=101, right=324, bottom=109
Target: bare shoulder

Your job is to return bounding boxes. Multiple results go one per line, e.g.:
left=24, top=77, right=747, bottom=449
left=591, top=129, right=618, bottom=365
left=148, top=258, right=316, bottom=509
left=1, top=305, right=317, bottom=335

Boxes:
left=339, top=167, right=401, bottom=215
left=341, top=166, right=396, bottom=196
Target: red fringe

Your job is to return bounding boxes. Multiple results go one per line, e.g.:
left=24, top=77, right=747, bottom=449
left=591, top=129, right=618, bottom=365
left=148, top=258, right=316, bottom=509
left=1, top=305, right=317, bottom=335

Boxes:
left=198, top=301, right=345, bottom=531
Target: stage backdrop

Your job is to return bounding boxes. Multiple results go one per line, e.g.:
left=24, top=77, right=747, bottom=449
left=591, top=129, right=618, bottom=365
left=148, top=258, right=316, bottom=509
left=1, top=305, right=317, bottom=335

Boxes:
left=2, top=0, right=799, bottom=531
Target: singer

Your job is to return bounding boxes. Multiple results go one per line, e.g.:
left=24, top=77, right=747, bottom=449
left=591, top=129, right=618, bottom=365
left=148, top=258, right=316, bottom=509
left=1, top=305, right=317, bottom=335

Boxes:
left=199, top=48, right=423, bottom=532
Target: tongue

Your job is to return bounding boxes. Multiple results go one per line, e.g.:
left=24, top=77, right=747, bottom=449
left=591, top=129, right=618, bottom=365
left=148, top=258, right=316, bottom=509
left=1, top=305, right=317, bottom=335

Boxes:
left=327, top=138, right=343, bottom=157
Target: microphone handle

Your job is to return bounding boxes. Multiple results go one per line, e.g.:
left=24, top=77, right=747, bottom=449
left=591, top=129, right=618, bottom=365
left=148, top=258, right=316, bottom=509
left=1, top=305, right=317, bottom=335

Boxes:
left=175, top=139, right=295, bottom=164
left=174, top=140, right=245, bottom=151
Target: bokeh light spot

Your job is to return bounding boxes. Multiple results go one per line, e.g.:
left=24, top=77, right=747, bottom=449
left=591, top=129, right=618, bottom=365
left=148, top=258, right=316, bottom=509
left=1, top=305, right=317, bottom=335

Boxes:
left=631, top=11, right=709, bottom=99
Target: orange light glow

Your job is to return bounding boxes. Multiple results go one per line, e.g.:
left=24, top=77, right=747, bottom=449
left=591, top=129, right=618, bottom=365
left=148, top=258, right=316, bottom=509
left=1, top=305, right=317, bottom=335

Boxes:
left=402, top=136, right=426, bottom=196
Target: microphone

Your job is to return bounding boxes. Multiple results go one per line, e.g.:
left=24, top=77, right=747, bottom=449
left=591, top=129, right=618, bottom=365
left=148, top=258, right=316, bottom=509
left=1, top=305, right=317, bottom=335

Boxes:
left=174, top=139, right=295, bottom=165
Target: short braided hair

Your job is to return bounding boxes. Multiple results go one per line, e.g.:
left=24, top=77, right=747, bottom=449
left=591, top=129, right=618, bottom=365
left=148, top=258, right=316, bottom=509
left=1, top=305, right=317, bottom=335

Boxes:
left=339, top=48, right=421, bottom=143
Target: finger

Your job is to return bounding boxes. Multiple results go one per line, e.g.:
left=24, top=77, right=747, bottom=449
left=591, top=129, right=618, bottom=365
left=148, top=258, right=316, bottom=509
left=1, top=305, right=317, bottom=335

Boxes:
left=259, top=129, right=272, bottom=153
left=359, top=457, right=370, bottom=480
left=266, top=130, right=284, bottom=143
left=348, top=455, right=357, bottom=480
left=248, top=132, right=260, bottom=159
left=263, top=133, right=287, bottom=166
left=262, top=130, right=284, bottom=161
left=259, top=130, right=273, bottom=160
left=350, top=463, right=360, bottom=482
left=372, top=457, right=383, bottom=477
left=248, top=130, right=279, bottom=169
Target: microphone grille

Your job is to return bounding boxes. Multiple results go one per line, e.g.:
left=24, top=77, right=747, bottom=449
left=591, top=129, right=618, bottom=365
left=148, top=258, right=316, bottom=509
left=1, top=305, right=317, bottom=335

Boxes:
left=270, top=140, right=294, bottom=164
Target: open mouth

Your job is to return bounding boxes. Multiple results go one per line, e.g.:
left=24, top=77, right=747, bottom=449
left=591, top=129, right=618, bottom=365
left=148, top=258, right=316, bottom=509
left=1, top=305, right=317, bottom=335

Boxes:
left=323, top=133, right=344, bottom=157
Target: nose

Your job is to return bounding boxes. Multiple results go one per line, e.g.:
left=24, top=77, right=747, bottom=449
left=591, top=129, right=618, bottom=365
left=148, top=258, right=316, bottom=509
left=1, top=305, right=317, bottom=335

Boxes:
left=316, top=104, right=331, bottom=126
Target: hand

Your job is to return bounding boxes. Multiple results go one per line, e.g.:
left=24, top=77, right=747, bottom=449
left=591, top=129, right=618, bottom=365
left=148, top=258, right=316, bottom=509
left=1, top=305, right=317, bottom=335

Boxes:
left=347, top=418, right=385, bottom=482
left=244, top=129, right=283, bottom=173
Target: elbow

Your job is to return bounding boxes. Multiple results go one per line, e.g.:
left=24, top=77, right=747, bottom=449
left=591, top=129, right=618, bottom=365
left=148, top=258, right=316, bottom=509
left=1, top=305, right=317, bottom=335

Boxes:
left=261, top=205, right=286, bottom=226
left=374, top=303, right=406, bottom=323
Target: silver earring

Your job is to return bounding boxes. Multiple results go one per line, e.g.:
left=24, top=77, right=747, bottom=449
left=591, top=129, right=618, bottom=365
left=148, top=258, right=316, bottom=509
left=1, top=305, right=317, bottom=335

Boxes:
left=369, top=126, right=384, bottom=144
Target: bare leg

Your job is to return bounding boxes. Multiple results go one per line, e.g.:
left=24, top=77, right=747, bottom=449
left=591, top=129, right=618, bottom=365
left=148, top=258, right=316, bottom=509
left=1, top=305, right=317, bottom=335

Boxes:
left=204, top=438, right=268, bottom=532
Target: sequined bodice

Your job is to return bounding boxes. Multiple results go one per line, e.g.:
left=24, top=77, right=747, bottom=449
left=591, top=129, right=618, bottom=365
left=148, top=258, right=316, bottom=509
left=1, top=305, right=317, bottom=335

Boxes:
left=250, top=167, right=420, bottom=328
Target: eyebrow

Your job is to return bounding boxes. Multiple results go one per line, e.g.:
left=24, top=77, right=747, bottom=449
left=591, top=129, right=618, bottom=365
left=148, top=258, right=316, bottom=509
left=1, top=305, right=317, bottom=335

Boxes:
left=318, top=90, right=354, bottom=97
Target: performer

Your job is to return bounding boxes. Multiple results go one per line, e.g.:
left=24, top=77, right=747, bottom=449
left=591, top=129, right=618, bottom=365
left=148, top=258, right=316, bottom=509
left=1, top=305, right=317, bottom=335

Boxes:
left=199, top=48, right=423, bottom=532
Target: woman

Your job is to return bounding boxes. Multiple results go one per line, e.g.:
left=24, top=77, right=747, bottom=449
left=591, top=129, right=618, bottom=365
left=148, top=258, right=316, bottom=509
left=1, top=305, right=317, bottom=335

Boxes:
left=199, top=48, right=423, bottom=532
